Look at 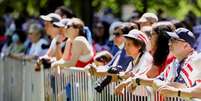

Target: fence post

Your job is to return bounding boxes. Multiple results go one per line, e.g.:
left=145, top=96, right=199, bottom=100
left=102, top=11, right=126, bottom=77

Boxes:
left=0, top=59, right=4, bottom=101
left=87, top=71, right=93, bottom=101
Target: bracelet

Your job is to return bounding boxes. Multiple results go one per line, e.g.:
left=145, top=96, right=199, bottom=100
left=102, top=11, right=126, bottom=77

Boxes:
left=135, top=78, right=141, bottom=85
left=178, top=90, right=181, bottom=97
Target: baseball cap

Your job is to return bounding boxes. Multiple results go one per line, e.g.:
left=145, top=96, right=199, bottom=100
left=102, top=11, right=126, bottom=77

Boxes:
left=124, top=29, right=149, bottom=46
left=28, top=23, right=43, bottom=34
left=53, top=18, right=70, bottom=28
left=109, top=21, right=123, bottom=35
left=166, top=28, right=196, bottom=47
left=137, top=13, right=158, bottom=24
left=40, top=13, right=61, bottom=22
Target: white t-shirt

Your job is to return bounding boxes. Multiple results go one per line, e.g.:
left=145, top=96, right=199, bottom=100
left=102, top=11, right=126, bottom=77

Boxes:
left=28, top=38, right=48, bottom=57
left=125, top=51, right=153, bottom=76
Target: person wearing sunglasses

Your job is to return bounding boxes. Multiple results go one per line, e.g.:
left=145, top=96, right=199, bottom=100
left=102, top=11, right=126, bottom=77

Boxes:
left=124, top=28, right=199, bottom=99
left=158, top=53, right=201, bottom=100
left=51, top=18, right=94, bottom=68
left=35, top=13, right=65, bottom=71
left=89, top=23, right=137, bottom=93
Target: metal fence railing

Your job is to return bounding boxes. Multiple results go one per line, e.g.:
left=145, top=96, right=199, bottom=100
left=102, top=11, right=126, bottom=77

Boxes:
left=0, top=58, right=199, bottom=101
left=0, top=57, right=4, bottom=101
left=0, top=58, right=45, bottom=101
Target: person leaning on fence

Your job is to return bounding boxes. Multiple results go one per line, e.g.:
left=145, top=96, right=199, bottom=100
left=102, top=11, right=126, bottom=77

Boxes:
left=146, top=22, right=176, bottom=78
left=55, top=6, right=93, bottom=44
left=113, top=29, right=153, bottom=95
left=40, top=13, right=64, bottom=59
left=51, top=18, right=94, bottom=68
left=157, top=53, right=201, bottom=100
left=113, top=21, right=176, bottom=96
left=35, top=13, right=65, bottom=71
left=21, top=23, right=49, bottom=60
left=89, top=22, right=138, bottom=77
left=88, top=22, right=136, bottom=93
left=7, top=29, right=27, bottom=59
left=124, top=28, right=199, bottom=97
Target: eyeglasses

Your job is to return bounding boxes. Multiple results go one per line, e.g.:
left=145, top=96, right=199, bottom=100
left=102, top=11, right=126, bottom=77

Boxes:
left=169, top=38, right=186, bottom=43
left=113, top=32, right=121, bottom=36
left=66, top=24, right=79, bottom=29
left=53, top=24, right=60, bottom=28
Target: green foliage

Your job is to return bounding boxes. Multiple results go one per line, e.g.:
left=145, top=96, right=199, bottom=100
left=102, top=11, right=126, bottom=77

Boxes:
left=0, top=0, right=47, bottom=17
left=0, top=0, right=200, bottom=20
left=92, top=0, right=201, bottom=20
left=92, top=0, right=119, bottom=13
left=64, top=0, right=71, bottom=6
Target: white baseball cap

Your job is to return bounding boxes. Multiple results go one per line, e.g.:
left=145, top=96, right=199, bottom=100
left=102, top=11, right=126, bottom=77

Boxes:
left=40, top=13, right=62, bottom=22
left=53, top=18, right=70, bottom=28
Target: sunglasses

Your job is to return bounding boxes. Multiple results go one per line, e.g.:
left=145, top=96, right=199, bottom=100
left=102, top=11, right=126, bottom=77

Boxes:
left=66, top=24, right=79, bottom=29
left=113, top=32, right=123, bottom=37
left=169, top=38, right=186, bottom=43
left=53, top=24, right=60, bottom=28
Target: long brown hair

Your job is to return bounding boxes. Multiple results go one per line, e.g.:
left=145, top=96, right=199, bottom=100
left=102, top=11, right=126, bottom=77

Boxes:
left=152, top=22, right=175, bottom=66
left=70, top=18, right=86, bottom=37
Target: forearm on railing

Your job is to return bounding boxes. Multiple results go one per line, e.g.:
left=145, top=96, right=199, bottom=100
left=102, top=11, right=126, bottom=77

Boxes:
left=180, top=86, right=201, bottom=99
left=132, top=77, right=154, bottom=87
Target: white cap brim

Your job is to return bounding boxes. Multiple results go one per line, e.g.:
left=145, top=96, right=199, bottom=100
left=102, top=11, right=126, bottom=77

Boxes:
left=53, top=22, right=65, bottom=28
left=123, top=34, right=138, bottom=39
left=136, top=18, right=148, bottom=23
left=166, top=31, right=179, bottom=39
left=40, top=15, right=52, bottom=21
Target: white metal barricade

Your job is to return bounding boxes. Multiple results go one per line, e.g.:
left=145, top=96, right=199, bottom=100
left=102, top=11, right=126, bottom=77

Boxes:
left=1, top=58, right=199, bottom=101
left=0, top=58, right=4, bottom=101
left=22, top=60, right=45, bottom=101
left=44, top=67, right=154, bottom=101
left=46, top=67, right=193, bottom=101
left=0, top=58, right=45, bottom=101
left=2, top=58, right=24, bottom=101
left=155, top=91, right=191, bottom=101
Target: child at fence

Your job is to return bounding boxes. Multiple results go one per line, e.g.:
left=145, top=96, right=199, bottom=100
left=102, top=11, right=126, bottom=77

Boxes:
left=113, top=29, right=153, bottom=95
left=123, top=28, right=199, bottom=100
left=51, top=18, right=94, bottom=68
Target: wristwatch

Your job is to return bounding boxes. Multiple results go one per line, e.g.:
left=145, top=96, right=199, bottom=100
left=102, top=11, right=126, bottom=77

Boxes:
left=178, top=90, right=181, bottom=97
left=135, top=78, right=141, bottom=85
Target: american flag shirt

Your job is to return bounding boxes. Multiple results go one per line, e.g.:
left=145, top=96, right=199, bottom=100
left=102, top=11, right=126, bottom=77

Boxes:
left=157, top=51, right=198, bottom=87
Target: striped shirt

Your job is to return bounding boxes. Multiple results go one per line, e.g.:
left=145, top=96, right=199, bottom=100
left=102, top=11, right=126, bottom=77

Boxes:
left=157, top=51, right=198, bottom=87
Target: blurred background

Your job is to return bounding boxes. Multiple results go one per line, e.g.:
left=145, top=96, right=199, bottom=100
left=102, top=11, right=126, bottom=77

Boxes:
left=0, top=0, right=201, bottom=26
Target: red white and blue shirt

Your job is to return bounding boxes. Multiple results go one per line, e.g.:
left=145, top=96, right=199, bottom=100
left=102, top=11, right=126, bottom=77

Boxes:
left=157, top=51, right=199, bottom=87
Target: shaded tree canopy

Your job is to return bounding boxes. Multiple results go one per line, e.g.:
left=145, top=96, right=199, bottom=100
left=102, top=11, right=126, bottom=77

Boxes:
left=0, top=0, right=200, bottom=21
